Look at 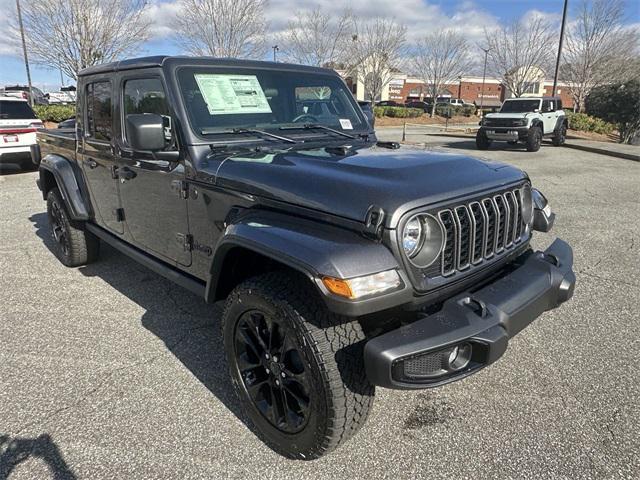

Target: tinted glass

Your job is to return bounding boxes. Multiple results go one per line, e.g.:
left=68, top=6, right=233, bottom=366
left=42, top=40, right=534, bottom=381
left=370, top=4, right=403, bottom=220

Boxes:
left=0, top=101, right=37, bottom=119
left=123, top=78, right=172, bottom=144
left=500, top=100, right=540, bottom=113
left=177, top=67, right=365, bottom=136
left=86, top=81, right=112, bottom=141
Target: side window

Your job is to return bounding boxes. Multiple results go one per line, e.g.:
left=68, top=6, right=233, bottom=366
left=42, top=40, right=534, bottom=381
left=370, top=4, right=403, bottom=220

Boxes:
left=123, top=78, right=173, bottom=146
left=542, top=100, right=552, bottom=113
left=86, top=81, right=112, bottom=141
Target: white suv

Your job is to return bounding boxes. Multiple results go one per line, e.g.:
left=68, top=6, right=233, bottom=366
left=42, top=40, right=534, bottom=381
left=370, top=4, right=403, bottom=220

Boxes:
left=0, top=96, right=44, bottom=169
left=476, top=97, right=567, bottom=152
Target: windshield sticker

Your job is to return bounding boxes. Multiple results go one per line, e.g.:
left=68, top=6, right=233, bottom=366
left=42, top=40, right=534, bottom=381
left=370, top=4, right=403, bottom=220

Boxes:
left=339, top=119, right=353, bottom=130
left=194, top=74, right=273, bottom=115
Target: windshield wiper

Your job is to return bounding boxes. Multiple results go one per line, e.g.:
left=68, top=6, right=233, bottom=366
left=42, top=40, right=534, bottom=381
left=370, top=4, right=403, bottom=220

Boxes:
left=200, top=127, right=297, bottom=144
left=279, top=123, right=357, bottom=139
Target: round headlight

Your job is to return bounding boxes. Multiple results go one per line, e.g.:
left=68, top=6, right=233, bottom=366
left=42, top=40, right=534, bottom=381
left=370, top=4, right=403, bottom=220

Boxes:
left=402, top=216, right=423, bottom=258
left=401, top=214, right=444, bottom=268
left=521, top=184, right=534, bottom=225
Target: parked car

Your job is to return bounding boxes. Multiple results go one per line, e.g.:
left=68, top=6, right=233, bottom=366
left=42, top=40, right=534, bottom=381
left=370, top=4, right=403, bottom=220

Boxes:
left=46, top=91, right=76, bottom=105
left=0, top=96, right=44, bottom=169
left=57, top=117, right=76, bottom=129
left=476, top=97, right=567, bottom=152
left=34, top=56, right=575, bottom=460
left=404, top=100, right=432, bottom=113
left=1, top=85, right=49, bottom=105
left=375, top=100, right=403, bottom=107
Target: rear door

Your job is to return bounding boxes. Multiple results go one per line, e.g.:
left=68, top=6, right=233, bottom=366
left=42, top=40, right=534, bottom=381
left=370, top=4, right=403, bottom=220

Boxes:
left=541, top=99, right=557, bottom=134
left=78, top=78, right=123, bottom=234
left=114, top=74, right=191, bottom=267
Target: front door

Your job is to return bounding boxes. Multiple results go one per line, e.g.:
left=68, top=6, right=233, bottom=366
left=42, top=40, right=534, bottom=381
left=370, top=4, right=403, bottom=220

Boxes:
left=115, top=75, right=191, bottom=267
left=79, top=80, right=123, bottom=234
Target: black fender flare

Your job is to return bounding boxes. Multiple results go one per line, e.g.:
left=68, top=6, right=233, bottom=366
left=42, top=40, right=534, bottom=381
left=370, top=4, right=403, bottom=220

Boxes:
left=205, top=209, right=410, bottom=316
left=554, top=116, right=568, bottom=133
left=530, top=119, right=544, bottom=131
left=39, top=154, right=90, bottom=221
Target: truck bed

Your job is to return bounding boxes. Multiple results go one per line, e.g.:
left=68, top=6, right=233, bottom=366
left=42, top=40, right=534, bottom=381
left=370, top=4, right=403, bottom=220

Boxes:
left=37, top=129, right=77, bottom=161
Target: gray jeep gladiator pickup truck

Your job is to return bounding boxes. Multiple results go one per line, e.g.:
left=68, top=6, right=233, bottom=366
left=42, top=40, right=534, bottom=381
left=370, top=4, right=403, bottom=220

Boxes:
left=33, top=56, right=576, bottom=459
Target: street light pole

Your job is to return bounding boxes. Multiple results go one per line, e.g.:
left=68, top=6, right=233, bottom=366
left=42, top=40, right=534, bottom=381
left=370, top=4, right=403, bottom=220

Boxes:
left=272, top=45, right=279, bottom=62
left=478, top=46, right=490, bottom=116
left=552, top=0, right=569, bottom=97
left=15, top=0, right=33, bottom=106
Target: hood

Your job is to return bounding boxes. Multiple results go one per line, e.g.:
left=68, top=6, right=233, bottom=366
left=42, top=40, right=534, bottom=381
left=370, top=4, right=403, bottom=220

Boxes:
left=209, top=145, right=527, bottom=228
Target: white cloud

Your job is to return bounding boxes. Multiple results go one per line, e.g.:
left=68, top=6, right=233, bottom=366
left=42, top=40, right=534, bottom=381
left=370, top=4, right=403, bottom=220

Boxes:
left=0, top=0, right=20, bottom=56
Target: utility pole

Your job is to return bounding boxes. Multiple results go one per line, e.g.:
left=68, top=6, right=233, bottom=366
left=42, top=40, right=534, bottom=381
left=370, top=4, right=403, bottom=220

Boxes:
left=16, top=0, right=33, bottom=106
left=272, top=45, right=279, bottom=62
left=552, top=0, right=569, bottom=97
left=457, top=76, right=462, bottom=100
left=478, top=45, right=491, bottom=116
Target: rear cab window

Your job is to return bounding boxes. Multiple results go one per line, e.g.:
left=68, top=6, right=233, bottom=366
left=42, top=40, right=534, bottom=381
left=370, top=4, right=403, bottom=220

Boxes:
left=86, top=81, right=112, bottom=141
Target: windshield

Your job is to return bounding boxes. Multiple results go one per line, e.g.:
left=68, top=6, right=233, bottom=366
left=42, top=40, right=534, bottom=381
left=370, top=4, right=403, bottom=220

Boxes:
left=500, top=100, right=540, bottom=113
left=177, top=67, right=366, bottom=139
left=0, top=101, right=37, bottom=119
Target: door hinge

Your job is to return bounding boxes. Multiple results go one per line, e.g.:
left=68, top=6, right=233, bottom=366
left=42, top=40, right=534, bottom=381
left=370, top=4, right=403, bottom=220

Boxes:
left=113, top=208, right=125, bottom=222
left=176, top=233, right=193, bottom=251
left=171, top=180, right=189, bottom=199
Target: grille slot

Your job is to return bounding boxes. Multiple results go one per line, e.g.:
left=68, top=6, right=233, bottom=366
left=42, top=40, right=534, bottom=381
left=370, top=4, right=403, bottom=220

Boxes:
left=433, top=186, right=528, bottom=277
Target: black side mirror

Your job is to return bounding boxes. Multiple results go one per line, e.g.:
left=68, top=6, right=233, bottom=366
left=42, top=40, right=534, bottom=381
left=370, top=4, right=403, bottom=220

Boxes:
left=126, top=114, right=166, bottom=152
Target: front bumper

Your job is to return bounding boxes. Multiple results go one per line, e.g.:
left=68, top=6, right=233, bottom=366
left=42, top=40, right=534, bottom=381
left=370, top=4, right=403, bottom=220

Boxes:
left=482, top=126, right=529, bottom=141
left=364, top=238, right=575, bottom=389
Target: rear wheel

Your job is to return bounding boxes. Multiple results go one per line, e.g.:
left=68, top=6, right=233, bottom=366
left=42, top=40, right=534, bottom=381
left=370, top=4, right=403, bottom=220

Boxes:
left=552, top=123, right=567, bottom=146
left=222, top=272, right=374, bottom=459
left=526, top=126, right=542, bottom=152
left=46, top=187, right=99, bottom=267
left=475, top=129, right=492, bottom=150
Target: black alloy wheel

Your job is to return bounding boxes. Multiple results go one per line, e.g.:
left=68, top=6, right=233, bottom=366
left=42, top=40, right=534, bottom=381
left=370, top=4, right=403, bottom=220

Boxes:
left=234, top=309, right=311, bottom=433
left=49, top=196, right=70, bottom=257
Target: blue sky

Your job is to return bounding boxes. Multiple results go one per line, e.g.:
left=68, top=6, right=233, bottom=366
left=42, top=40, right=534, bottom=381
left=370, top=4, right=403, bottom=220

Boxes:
left=1, top=0, right=638, bottom=91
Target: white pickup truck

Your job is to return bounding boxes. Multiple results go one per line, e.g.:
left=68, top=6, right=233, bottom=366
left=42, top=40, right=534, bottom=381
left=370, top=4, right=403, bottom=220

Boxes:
left=476, top=97, right=567, bottom=152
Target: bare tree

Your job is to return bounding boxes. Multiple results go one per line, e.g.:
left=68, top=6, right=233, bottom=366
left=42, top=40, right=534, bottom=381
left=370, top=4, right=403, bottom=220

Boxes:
left=412, top=31, right=472, bottom=116
left=347, top=18, right=407, bottom=103
left=173, top=0, right=267, bottom=59
left=16, top=0, right=150, bottom=80
left=278, top=7, right=353, bottom=67
left=484, top=17, right=556, bottom=97
left=561, top=0, right=640, bottom=112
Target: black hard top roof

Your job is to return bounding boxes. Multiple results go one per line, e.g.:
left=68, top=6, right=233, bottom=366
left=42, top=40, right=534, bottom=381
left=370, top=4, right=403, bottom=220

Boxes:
left=78, top=55, right=334, bottom=77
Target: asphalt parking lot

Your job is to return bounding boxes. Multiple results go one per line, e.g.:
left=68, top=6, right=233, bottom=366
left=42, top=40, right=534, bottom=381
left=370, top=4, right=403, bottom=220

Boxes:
left=1, top=139, right=639, bottom=479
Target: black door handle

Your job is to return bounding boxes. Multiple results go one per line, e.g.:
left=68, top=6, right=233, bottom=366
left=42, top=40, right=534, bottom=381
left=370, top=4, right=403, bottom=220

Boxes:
left=119, top=166, right=137, bottom=180
left=83, top=159, right=98, bottom=169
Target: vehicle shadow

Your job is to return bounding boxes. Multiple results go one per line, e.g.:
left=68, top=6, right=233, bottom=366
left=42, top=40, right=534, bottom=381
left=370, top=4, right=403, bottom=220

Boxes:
left=434, top=138, right=555, bottom=152
left=0, top=163, right=37, bottom=176
left=28, top=212, right=256, bottom=440
left=0, top=433, right=76, bottom=480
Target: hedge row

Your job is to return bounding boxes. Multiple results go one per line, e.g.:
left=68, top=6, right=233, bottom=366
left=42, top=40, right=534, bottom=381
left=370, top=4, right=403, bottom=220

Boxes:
left=373, top=106, right=423, bottom=118
left=33, top=105, right=76, bottom=123
left=565, top=112, right=615, bottom=135
left=434, top=104, right=476, bottom=117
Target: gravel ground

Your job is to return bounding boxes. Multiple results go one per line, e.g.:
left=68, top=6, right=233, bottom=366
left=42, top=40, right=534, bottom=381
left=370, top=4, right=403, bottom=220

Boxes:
left=1, top=141, right=639, bottom=479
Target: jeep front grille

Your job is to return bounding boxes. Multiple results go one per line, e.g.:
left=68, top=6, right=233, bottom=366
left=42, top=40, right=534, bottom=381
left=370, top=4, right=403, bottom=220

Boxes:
left=436, top=187, right=527, bottom=277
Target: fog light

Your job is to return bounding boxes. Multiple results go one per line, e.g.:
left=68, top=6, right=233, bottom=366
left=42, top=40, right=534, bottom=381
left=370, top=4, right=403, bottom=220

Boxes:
left=445, top=343, right=472, bottom=371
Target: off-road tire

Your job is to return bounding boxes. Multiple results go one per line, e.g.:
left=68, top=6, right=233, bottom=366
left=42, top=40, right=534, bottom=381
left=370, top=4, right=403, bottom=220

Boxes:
left=552, top=123, right=567, bottom=146
left=46, top=187, right=99, bottom=267
left=475, top=129, right=492, bottom=150
left=526, top=126, right=542, bottom=152
left=222, top=271, right=374, bottom=459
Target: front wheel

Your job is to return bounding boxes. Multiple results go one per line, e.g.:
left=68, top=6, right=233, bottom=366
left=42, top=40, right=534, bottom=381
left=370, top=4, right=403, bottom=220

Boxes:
left=222, top=272, right=374, bottom=459
left=476, top=129, right=492, bottom=150
left=526, top=126, right=542, bottom=152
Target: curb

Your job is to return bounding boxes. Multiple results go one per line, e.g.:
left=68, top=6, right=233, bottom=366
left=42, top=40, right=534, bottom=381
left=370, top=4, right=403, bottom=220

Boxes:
left=562, top=142, right=639, bottom=162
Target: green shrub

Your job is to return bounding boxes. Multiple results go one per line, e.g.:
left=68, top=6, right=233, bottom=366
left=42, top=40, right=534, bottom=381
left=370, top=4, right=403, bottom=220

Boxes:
left=373, top=106, right=423, bottom=118
left=33, top=105, right=76, bottom=123
left=565, top=112, right=615, bottom=135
